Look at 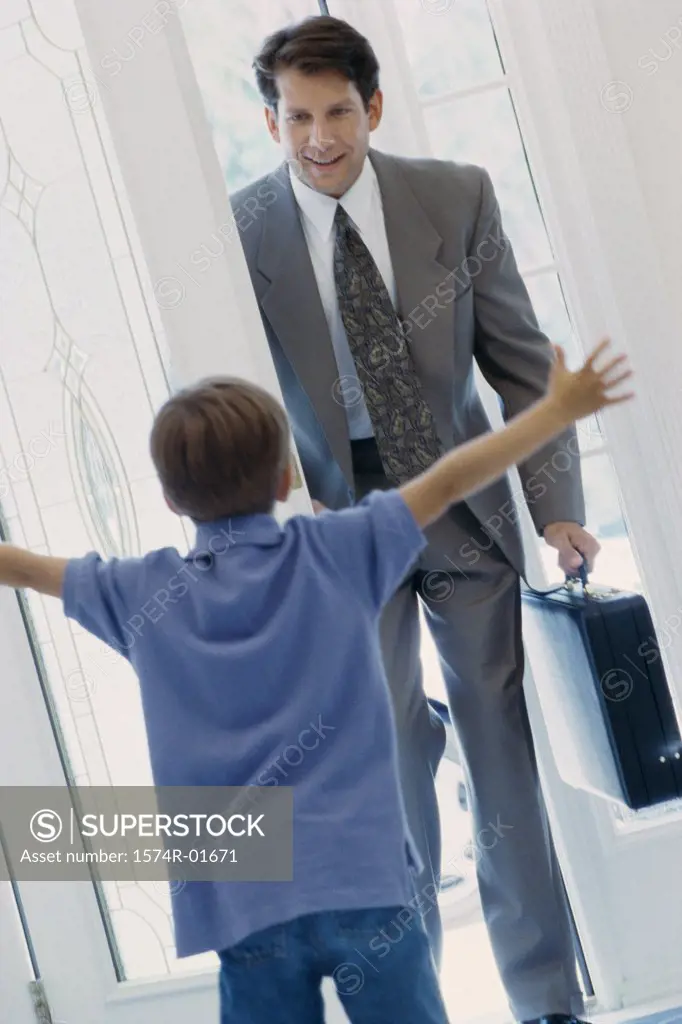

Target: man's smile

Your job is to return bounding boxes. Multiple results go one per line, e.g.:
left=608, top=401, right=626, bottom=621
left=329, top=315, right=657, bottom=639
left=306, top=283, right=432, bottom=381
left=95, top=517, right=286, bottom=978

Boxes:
left=303, top=153, right=346, bottom=168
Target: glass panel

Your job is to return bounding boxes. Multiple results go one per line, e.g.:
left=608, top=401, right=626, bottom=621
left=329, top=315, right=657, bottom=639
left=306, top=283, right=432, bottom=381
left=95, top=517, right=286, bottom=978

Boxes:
left=524, top=271, right=577, bottom=358
left=0, top=0, right=206, bottom=983
left=523, top=271, right=604, bottom=454
left=391, top=0, right=504, bottom=101
left=539, top=451, right=643, bottom=593
left=423, top=86, right=553, bottom=271
left=181, top=0, right=324, bottom=192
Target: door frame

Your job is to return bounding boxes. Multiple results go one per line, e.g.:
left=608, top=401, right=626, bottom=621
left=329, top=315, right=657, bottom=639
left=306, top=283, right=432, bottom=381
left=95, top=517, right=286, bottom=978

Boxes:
left=0, top=878, right=39, bottom=1024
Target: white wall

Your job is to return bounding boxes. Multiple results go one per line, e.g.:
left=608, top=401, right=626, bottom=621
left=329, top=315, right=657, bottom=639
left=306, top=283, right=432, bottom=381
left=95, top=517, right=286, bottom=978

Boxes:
left=594, top=0, right=682, bottom=318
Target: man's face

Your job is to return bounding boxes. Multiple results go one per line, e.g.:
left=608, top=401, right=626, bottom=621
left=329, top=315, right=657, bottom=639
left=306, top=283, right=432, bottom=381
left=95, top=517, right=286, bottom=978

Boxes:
left=265, top=68, right=383, bottom=198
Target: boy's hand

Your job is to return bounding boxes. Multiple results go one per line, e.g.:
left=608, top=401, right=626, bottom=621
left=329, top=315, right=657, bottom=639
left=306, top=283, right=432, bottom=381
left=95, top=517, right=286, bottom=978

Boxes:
left=548, top=338, right=634, bottom=424
left=311, top=500, right=327, bottom=515
left=0, top=545, right=68, bottom=597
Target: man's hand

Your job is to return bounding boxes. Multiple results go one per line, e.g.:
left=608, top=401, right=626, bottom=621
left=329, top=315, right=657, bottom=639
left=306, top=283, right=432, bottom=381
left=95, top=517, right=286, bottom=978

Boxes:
left=311, top=500, right=327, bottom=515
left=543, top=521, right=600, bottom=575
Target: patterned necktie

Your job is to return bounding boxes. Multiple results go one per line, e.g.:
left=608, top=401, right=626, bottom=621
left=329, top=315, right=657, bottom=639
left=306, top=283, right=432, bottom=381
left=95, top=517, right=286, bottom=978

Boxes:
left=333, top=204, right=445, bottom=485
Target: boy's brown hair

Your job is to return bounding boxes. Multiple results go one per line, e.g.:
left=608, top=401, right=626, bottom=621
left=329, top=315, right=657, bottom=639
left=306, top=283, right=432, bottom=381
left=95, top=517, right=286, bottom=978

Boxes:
left=150, top=377, right=291, bottom=521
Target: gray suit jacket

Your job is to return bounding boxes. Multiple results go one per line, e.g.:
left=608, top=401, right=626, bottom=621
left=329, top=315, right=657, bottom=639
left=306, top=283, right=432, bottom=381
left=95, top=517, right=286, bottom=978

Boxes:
left=231, top=149, right=585, bottom=574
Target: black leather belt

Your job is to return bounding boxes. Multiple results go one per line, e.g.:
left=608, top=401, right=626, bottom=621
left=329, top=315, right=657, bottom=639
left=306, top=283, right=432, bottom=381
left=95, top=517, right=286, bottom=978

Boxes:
left=350, top=435, right=385, bottom=476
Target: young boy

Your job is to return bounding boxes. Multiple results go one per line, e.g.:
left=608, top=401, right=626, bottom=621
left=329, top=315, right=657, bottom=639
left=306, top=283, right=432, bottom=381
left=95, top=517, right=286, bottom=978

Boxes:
left=0, top=340, right=631, bottom=1024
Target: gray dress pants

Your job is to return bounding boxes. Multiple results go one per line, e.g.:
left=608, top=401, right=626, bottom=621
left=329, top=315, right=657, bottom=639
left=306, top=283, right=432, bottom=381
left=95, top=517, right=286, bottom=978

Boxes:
left=350, top=436, right=583, bottom=1022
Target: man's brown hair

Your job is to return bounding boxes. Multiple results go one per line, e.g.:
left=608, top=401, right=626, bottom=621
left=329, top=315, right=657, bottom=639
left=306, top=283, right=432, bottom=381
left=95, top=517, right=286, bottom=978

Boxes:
left=150, top=377, right=291, bottom=521
left=253, top=15, right=380, bottom=112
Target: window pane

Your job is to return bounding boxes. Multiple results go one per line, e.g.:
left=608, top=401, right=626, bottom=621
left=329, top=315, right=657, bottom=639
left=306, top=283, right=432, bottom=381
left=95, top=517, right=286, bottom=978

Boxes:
left=424, top=87, right=553, bottom=270
left=539, top=452, right=642, bottom=593
left=0, top=0, right=195, bottom=983
left=524, top=271, right=575, bottom=355
left=181, top=0, right=322, bottom=191
left=392, top=0, right=503, bottom=100
left=523, top=271, right=604, bottom=453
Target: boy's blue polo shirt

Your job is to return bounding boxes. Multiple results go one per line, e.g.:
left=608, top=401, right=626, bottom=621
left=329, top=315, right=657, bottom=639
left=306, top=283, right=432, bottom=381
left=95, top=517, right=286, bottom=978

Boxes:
left=62, top=488, right=428, bottom=957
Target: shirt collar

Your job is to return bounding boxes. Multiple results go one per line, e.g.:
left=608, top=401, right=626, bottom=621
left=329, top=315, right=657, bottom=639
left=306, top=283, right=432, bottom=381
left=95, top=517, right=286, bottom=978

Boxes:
left=289, top=155, right=380, bottom=243
left=192, top=513, right=284, bottom=554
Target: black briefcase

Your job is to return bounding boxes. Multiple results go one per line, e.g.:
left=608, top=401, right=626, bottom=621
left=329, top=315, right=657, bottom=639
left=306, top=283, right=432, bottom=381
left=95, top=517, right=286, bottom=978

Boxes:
left=522, top=566, right=682, bottom=810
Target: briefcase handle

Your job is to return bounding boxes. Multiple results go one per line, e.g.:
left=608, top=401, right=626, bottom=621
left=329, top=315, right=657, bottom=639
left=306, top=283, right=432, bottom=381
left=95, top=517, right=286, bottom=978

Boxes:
left=524, top=559, right=590, bottom=599
left=566, top=561, right=589, bottom=587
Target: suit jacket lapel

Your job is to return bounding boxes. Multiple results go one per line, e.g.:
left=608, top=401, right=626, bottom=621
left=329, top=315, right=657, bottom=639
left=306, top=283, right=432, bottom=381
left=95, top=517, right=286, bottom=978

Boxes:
left=370, top=149, right=456, bottom=450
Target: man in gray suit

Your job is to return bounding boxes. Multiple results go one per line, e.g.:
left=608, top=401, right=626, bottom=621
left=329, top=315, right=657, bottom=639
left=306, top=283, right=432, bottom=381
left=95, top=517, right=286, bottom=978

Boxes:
left=231, top=15, right=599, bottom=1024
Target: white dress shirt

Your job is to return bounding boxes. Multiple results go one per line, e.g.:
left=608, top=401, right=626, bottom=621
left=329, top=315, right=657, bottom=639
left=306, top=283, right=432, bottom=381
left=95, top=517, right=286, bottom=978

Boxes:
left=290, top=158, right=398, bottom=440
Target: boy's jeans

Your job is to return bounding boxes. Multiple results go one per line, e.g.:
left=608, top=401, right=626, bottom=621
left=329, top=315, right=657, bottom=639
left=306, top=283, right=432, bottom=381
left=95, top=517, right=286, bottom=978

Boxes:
left=218, top=905, right=450, bottom=1023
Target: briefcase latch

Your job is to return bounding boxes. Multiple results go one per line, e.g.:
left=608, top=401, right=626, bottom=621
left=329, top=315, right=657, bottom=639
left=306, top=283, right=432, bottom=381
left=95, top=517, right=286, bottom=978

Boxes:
left=565, top=578, right=618, bottom=600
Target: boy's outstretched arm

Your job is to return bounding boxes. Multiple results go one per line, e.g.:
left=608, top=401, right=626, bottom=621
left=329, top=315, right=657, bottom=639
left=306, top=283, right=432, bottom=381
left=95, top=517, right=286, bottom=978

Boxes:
left=0, top=545, right=68, bottom=598
left=400, top=339, right=634, bottom=531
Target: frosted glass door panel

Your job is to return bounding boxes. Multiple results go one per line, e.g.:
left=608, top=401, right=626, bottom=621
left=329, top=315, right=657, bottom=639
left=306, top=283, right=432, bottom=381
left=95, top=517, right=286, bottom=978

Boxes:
left=0, top=0, right=201, bottom=982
